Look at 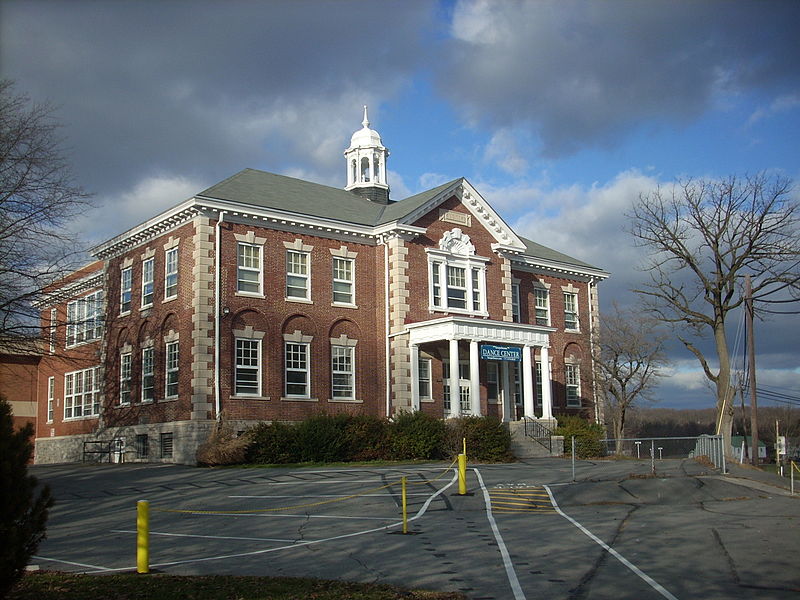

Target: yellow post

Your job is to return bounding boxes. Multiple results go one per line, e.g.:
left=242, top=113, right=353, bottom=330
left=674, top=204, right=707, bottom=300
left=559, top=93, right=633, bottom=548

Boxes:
left=462, top=437, right=467, bottom=460
left=401, top=476, right=408, bottom=534
left=137, top=500, right=149, bottom=574
left=458, top=453, right=467, bottom=495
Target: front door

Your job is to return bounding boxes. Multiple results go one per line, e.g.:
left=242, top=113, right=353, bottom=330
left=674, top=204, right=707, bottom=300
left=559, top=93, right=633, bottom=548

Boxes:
left=443, top=360, right=471, bottom=415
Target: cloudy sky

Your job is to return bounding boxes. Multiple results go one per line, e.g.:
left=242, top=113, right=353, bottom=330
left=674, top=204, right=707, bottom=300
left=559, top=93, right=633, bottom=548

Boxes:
left=2, top=0, right=798, bottom=411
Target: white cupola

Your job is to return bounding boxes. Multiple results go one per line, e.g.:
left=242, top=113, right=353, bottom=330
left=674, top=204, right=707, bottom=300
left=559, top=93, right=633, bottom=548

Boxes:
left=344, top=106, right=390, bottom=204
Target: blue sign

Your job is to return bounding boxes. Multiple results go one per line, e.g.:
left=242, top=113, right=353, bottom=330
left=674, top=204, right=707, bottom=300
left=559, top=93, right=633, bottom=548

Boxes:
left=480, top=344, right=521, bottom=362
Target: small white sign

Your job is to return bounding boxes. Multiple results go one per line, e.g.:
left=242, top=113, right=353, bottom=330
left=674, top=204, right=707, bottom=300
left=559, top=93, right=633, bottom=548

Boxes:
left=777, top=435, right=786, bottom=455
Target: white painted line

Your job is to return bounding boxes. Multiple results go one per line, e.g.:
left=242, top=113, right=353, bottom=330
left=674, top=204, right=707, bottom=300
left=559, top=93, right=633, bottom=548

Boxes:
left=184, top=512, right=395, bottom=520
left=228, top=493, right=433, bottom=498
left=474, top=468, right=526, bottom=600
left=33, top=556, right=112, bottom=571
left=68, top=471, right=459, bottom=573
left=111, top=529, right=299, bottom=543
left=543, top=485, right=679, bottom=600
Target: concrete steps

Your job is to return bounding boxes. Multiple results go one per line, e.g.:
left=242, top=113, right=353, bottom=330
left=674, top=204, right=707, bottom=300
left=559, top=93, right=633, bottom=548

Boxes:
left=507, top=420, right=563, bottom=459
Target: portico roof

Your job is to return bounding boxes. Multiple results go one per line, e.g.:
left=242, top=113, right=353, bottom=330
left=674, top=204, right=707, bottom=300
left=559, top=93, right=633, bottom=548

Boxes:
left=405, top=316, right=554, bottom=347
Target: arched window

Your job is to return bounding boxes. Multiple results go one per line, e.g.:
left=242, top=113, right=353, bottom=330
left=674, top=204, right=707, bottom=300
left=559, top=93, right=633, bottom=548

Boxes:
left=373, top=154, right=380, bottom=182
left=360, top=157, right=370, bottom=182
left=351, top=159, right=357, bottom=184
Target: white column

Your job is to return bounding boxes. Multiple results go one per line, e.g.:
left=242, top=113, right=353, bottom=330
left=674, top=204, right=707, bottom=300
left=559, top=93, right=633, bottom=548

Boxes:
left=469, top=340, right=481, bottom=416
left=540, top=346, right=554, bottom=419
left=501, top=361, right=511, bottom=422
left=522, top=345, right=535, bottom=418
left=410, top=343, right=420, bottom=411
left=449, top=338, right=461, bottom=417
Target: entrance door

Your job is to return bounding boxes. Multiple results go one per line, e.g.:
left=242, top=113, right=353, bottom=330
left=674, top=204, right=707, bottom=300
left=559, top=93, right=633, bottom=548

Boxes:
left=443, top=360, right=471, bottom=415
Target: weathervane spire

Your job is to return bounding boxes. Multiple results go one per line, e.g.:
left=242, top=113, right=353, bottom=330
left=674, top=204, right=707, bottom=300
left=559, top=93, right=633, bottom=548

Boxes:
left=362, top=105, right=369, bottom=129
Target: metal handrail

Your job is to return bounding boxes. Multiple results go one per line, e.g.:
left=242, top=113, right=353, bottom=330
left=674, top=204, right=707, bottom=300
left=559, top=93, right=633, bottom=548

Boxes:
left=523, top=416, right=554, bottom=452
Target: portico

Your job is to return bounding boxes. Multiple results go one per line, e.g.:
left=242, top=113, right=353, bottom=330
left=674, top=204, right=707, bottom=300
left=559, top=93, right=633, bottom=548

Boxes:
left=406, top=316, right=555, bottom=421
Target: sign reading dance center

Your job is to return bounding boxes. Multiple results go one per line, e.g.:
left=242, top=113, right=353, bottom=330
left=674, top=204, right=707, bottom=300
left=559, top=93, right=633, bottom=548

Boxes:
left=479, top=344, right=522, bottom=362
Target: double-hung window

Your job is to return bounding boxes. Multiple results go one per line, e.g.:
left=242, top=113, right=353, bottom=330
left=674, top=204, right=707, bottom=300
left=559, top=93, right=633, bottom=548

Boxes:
left=234, top=339, right=260, bottom=396
left=331, top=345, right=354, bottom=399
left=428, top=256, right=487, bottom=315
left=332, top=257, right=354, bottom=305
left=67, top=291, right=104, bottom=347
left=165, top=341, right=179, bottom=398
left=535, top=361, right=543, bottom=407
left=120, top=267, right=132, bottom=314
left=286, top=250, right=309, bottom=300
left=511, top=283, right=521, bottom=322
left=120, top=352, right=131, bottom=405
left=141, top=258, right=154, bottom=307
left=164, top=248, right=178, bottom=300
left=47, top=376, right=55, bottom=422
left=535, top=288, right=550, bottom=326
left=141, top=347, right=154, bottom=402
left=285, top=342, right=310, bottom=397
left=64, top=367, right=100, bottom=419
left=565, top=364, right=580, bottom=406
left=418, top=358, right=431, bottom=399
left=564, top=292, right=578, bottom=330
left=237, top=243, right=262, bottom=294
left=487, top=362, right=499, bottom=402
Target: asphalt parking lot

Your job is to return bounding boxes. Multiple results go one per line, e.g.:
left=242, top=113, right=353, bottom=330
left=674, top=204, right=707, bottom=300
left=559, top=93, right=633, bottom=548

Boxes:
left=29, top=458, right=800, bottom=599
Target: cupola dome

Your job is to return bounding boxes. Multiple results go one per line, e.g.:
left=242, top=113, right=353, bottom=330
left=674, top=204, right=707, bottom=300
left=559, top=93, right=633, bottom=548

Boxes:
left=344, top=106, right=390, bottom=204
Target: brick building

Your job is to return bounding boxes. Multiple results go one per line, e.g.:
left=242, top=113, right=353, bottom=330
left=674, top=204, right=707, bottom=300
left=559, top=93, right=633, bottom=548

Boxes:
left=33, top=109, right=609, bottom=464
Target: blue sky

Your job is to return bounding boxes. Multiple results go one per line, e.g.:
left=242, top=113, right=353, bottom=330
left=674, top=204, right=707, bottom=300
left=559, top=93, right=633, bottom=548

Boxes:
left=1, top=0, right=798, bottom=410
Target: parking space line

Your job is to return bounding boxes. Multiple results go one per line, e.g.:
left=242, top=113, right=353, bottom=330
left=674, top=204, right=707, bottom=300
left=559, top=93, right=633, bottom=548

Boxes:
left=111, top=529, right=298, bottom=543
left=543, top=485, right=678, bottom=600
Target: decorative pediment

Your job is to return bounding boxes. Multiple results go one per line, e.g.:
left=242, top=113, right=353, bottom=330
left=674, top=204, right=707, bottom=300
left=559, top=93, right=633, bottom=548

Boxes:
left=438, top=228, right=475, bottom=256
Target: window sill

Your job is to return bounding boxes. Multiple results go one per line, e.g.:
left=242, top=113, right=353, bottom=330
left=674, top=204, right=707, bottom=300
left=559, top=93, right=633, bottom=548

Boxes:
left=331, top=302, right=358, bottom=309
left=285, top=297, right=313, bottom=304
left=281, top=396, right=318, bottom=402
left=231, top=395, right=270, bottom=401
left=429, top=307, right=490, bottom=318
left=163, top=396, right=178, bottom=402
left=327, top=398, right=363, bottom=403
left=235, top=291, right=265, bottom=299
left=63, top=415, right=99, bottom=422
left=119, top=310, right=131, bottom=317
left=564, top=328, right=580, bottom=333
left=420, top=398, right=435, bottom=403
left=163, top=296, right=177, bottom=304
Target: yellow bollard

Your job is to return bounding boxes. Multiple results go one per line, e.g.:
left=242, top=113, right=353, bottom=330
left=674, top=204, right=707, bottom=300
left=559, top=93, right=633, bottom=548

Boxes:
left=137, top=500, right=149, bottom=574
left=458, top=453, right=467, bottom=495
left=463, top=437, right=467, bottom=460
left=401, top=476, right=408, bottom=534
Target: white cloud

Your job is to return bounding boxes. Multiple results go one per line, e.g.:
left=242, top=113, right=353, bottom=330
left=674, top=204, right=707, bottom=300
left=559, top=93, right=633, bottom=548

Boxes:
left=483, top=128, right=529, bottom=174
left=747, top=93, right=800, bottom=127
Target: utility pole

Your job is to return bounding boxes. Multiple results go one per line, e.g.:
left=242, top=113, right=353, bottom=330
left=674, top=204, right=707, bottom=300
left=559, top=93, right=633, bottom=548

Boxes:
left=745, top=275, right=759, bottom=466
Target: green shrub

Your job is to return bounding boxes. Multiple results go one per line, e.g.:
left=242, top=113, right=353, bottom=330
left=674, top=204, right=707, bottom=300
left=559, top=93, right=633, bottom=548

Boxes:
left=294, top=414, right=351, bottom=463
left=245, top=421, right=300, bottom=464
left=389, top=410, right=446, bottom=460
left=343, top=415, right=390, bottom=461
left=445, top=415, right=513, bottom=462
left=555, top=414, right=605, bottom=458
left=1, top=396, right=54, bottom=598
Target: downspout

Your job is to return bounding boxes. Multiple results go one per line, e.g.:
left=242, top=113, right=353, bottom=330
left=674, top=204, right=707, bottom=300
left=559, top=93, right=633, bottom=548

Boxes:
left=384, top=238, right=391, bottom=418
left=587, top=277, right=601, bottom=424
left=214, top=210, right=226, bottom=421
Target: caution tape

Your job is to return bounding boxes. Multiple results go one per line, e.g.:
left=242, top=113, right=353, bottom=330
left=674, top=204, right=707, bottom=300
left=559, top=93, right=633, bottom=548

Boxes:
left=408, top=455, right=460, bottom=486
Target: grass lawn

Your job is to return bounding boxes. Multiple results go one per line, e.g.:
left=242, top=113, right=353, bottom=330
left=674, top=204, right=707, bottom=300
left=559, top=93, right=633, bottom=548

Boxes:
left=9, top=572, right=466, bottom=600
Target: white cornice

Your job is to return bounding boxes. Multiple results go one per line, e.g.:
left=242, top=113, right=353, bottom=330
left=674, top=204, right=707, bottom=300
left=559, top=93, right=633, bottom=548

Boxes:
left=37, top=270, right=105, bottom=307
left=510, top=255, right=610, bottom=281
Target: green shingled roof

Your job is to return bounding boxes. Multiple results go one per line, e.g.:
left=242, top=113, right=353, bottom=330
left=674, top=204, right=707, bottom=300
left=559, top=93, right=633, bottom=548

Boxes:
left=198, top=168, right=602, bottom=272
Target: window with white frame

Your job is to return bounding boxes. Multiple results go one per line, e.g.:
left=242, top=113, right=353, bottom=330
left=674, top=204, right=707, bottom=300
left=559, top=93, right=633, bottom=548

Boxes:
left=534, top=288, right=550, bottom=326
left=164, top=248, right=178, bottom=299
left=332, top=257, right=354, bottom=304
left=285, top=342, right=310, bottom=397
left=418, top=357, right=431, bottom=399
left=535, top=360, right=543, bottom=407
left=428, top=259, right=487, bottom=314
left=234, top=339, right=260, bottom=396
left=141, top=258, right=154, bottom=307
left=64, top=366, right=100, bottom=419
left=511, top=283, right=521, bottom=323
left=120, top=352, right=131, bottom=405
left=565, top=364, right=581, bottom=407
left=120, top=267, right=132, bottom=314
left=67, top=290, right=103, bottom=347
left=49, top=308, right=57, bottom=353
left=286, top=250, right=309, bottom=300
left=165, top=341, right=179, bottom=398
left=141, top=347, right=154, bottom=402
left=47, top=376, right=54, bottom=422
left=564, top=292, right=579, bottom=330
left=237, top=243, right=262, bottom=294
left=486, top=362, right=499, bottom=402
left=331, top=345, right=354, bottom=399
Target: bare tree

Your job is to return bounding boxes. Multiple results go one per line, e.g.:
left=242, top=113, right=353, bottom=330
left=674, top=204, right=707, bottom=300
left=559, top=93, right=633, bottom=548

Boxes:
left=0, top=80, right=91, bottom=349
left=628, top=174, right=799, bottom=456
left=594, top=305, right=668, bottom=454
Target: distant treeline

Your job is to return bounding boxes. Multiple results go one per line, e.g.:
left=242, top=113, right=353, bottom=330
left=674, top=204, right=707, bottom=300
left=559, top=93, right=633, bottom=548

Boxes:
left=615, top=405, right=800, bottom=443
